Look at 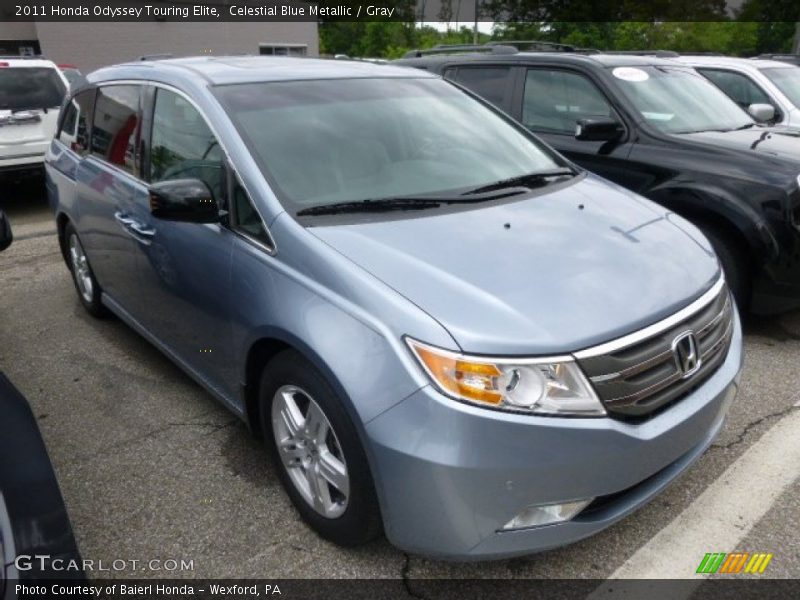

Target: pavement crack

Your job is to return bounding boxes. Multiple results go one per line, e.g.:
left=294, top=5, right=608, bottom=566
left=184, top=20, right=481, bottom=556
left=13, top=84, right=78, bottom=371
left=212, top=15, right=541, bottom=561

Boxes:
left=79, top=419, right=239, bottom=459
left=169, top=420, right=239, bottom=433
left=401, top=553, right=428, bottom=600
left=712, top=404, right=799, bottom=450
left=14, top=229, right=57, bottom=242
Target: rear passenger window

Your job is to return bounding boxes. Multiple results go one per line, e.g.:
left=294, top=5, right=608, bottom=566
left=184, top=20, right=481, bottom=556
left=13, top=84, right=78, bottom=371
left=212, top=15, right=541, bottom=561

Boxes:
left=57, top=89, right=94, bottom=155
left=91, top=85, right=141, bottom=173
left=150, top=89, right=225, bottom=202
left=523, top=70, right=614, bottom=134
left=58, top=101, right=77, bottom=141
left=448, top=67, right=513, bottom=109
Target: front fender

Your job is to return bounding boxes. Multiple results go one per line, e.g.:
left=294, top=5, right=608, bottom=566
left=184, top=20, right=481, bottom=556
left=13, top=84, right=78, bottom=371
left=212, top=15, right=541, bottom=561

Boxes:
left=648, top=183, right=779, bottom=262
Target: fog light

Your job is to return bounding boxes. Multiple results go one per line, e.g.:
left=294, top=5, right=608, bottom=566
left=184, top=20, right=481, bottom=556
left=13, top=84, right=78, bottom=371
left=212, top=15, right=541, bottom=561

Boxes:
left=502, top=499, right=593, bottom=530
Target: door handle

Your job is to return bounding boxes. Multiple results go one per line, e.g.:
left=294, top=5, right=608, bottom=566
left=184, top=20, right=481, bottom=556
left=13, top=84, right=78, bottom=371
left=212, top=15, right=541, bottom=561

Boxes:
left=114, top=211, right=134, bottom=226
left=114, top=211, right=155, bottom=244
left=128, top=221, right=155, bottom=238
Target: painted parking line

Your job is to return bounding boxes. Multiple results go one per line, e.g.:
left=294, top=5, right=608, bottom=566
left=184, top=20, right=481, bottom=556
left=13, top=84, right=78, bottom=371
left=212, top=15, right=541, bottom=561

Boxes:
left=588, top=407, right=800, bottom=597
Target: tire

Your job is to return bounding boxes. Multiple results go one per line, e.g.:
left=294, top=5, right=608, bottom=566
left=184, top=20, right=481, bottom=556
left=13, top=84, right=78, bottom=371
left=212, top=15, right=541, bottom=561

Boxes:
left=64, top=222, right=107, bottom=317
left=259, top=350, right=382, bottom=546
left=700, top=225, right=751, bottom=312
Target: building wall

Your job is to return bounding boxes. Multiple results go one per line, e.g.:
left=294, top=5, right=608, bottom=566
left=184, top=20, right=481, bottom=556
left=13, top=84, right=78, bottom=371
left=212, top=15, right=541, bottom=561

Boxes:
left=0, top=22, right=39, bottom=54
left=34, top=21, right=318, bottom=72
left=0, top=22, right=37, bottom=39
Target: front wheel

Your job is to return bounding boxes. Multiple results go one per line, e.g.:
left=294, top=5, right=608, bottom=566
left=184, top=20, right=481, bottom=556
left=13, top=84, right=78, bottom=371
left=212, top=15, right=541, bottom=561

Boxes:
left=700, top=225, right=752, bottom=312
left=64, top=223, right=106, bottom=317
left=259, top=350, right=381, bottom=546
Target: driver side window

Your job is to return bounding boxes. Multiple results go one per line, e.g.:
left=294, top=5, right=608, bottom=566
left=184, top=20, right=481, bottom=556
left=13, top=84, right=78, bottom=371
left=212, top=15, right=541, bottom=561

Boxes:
left=150, top=88, right=224, bottom=201
left=698, top=68, right=773, bottom=111
left=523, top=69, right=614, bottom=134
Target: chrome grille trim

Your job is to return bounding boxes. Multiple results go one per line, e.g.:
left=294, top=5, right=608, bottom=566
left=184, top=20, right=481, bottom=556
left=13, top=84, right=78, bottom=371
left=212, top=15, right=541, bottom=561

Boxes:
left=574, top=276, right=726, bottom=360
left=575, top=277, right=733, bottom=419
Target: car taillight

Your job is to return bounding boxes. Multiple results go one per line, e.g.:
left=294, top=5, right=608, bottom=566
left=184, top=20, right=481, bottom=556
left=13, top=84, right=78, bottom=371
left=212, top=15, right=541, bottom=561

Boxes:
left=0, top=62, right=8, bottom=67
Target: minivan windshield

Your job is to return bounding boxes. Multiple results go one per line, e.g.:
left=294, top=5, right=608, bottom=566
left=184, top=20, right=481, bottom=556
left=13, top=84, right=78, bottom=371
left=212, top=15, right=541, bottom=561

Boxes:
left=213, top=78, right=568, bottom=215
left=761, top=67, right=800, bottom=108
left=611, top=66, right=754, bottom=134
left=0, top=67, right=66, bottom=111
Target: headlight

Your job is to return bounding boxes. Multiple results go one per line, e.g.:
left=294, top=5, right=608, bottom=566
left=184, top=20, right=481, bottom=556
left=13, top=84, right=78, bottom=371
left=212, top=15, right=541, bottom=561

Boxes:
left=406, top=338, right=605, bottom=416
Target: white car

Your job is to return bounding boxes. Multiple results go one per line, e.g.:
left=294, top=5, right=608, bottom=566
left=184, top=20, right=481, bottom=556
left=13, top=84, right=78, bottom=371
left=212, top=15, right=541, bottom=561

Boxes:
left=676, top=55, right=800, bottom=128
left=0, top=57, right=68, bottom=175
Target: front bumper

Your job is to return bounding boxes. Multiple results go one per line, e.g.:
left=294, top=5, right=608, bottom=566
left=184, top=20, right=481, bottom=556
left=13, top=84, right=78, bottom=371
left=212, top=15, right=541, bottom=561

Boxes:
left=365, top=314, right=743, bottom=560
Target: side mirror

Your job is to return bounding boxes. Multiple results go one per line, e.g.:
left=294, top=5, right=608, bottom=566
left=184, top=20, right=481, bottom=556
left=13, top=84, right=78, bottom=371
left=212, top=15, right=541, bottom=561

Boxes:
left=149, top=178, right=219, bottom=223
left=747, top=103, right=775, bottom=123
left=0, top=210, right=12, bottom=252
left=575, top=117, right=624, bottom=142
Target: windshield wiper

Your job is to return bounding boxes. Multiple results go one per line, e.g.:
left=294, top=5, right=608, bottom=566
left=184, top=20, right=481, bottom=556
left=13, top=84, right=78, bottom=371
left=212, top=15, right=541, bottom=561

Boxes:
left=463, top=169, right=576, bottom=195
left=296, top=187, right=536, bottom=217
left=296, top=197, right=447, bottom=216
left=733, top=122, right=757, bottom=130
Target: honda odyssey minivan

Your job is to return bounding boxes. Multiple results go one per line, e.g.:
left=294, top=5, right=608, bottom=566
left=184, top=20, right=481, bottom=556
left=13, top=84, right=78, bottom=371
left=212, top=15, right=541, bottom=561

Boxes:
left=45, top=56, right=742, bottom=559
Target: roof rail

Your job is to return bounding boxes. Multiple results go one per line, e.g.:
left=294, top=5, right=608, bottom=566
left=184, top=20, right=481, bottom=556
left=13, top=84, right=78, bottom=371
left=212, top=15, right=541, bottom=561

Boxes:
left=432, top=43, right=487, bottom=50
left=138, top=53, right=173, bottom=61
left=754, top=53, right=800, bottom=64
left=402, top=44, right=517, bottom=59
left=600, top=50, right=680, bottom=58
left=485, top=40, right=589, bottom=52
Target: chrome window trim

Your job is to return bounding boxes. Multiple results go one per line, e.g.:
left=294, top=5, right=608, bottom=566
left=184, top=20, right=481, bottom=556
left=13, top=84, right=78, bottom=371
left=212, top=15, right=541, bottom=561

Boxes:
left=573, top=275, right=727, bottom=360
left=82, top=78, right=278, bottom=255
left=228, top=171, right=277, bottom=256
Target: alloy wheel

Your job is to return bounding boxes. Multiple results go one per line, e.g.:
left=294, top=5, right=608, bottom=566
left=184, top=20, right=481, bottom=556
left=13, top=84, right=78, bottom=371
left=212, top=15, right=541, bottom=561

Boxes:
left=271, top=385, right=350, bottom=518
left=68, top=233, right=94, bottom=303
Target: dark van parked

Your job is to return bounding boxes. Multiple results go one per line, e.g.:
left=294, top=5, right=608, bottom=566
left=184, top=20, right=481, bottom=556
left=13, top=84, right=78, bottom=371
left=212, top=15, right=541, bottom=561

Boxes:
left=397, top=46, right=800, bottom=314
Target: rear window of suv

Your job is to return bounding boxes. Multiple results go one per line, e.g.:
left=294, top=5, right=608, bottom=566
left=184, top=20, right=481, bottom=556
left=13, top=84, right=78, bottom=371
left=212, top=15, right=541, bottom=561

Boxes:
left=0, top=67, right=66, bottom=111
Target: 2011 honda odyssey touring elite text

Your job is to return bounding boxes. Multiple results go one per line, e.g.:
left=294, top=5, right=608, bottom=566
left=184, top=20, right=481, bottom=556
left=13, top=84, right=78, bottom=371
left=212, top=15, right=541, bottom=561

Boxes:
left=45, top=57, right=743, bottom=560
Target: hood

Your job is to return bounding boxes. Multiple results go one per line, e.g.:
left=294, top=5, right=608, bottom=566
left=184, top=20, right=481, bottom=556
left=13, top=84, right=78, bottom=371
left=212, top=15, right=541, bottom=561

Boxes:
left=678, top=126, right=800, bottom=162
left=310, top=175, right=721, bottom=355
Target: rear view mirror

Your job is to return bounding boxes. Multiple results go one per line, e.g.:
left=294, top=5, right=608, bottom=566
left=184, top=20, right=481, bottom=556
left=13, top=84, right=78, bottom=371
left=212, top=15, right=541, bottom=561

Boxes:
left=747, top=103, right=775, bottom=123
left=0, top=209, right=12, bottom=252
left=149, top=178, right=219, bottom=223
left=575, top=117, right=624, bottom=142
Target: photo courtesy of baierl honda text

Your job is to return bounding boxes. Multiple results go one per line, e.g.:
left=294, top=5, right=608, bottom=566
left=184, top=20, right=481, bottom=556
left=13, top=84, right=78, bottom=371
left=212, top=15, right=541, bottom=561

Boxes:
left=1, top=0, right=799, bottom=598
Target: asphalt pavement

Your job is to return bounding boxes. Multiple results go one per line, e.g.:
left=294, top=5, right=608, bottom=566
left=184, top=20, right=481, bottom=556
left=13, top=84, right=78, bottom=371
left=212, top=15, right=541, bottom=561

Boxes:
left=1, top=181, right=798, bottom=583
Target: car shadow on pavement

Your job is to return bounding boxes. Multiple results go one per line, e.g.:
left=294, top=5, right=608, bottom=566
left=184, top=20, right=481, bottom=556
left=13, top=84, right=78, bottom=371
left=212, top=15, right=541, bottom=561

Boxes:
left=743, top=309, right=800, bottom=342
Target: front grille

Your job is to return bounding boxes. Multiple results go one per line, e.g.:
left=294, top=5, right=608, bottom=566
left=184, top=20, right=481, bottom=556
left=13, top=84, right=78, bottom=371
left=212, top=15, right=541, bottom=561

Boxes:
left=576, top=279, right=733, bottom=420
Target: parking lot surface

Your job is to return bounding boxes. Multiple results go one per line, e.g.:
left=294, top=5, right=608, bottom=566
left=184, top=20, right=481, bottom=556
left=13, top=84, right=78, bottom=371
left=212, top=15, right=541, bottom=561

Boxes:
left=1, top=184, right=799, bottom=581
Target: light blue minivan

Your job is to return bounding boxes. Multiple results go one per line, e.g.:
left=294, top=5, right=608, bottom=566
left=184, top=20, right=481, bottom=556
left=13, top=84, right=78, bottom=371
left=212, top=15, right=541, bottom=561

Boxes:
left=46, top=56, right=742, bottom=559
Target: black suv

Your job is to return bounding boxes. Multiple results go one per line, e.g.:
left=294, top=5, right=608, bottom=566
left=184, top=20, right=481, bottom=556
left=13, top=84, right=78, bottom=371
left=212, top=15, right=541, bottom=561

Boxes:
left=397, top=46, right=800, bottom=314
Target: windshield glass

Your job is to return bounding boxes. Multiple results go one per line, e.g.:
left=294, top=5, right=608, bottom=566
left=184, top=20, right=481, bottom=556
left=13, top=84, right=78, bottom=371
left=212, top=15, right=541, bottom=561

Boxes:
left=0, top=67, right=66, bottom=111
left=761, top=67, right=800, bottom=108
left=610, top=66, right=753, bottom=133
left=213, top=78, right=565, bottom=214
